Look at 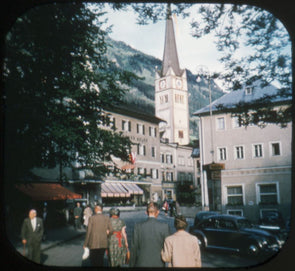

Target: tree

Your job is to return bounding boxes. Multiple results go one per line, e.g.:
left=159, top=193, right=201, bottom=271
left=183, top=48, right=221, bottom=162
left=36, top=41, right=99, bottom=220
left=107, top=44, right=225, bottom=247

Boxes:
left=128, top=2, right=292, bottom=126
left=3, top=2, right=136, bottom=183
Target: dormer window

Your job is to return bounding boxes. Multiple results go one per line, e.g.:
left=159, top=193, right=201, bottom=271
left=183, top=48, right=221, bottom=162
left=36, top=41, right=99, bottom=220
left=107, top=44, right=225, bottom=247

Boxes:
left=245, top=87, right=253, bottom=95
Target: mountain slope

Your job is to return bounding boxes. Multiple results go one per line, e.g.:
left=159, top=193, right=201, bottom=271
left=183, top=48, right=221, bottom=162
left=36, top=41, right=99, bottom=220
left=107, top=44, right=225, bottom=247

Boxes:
left=105, top=37, right=224, bottom=138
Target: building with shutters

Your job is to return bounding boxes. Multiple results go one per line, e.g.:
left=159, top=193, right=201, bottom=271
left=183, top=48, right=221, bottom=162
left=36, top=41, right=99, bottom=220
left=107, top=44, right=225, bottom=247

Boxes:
left=194, top=81, right=292, bottom=223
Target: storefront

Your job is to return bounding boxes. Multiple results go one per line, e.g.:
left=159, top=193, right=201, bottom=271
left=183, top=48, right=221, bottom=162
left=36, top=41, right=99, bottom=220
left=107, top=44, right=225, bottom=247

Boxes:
left=101, top=181, right=145, bottom=206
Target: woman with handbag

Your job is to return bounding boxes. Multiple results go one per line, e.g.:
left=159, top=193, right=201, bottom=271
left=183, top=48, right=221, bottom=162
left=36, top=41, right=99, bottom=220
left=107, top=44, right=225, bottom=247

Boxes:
left=108, top=208, right=129, bottom=267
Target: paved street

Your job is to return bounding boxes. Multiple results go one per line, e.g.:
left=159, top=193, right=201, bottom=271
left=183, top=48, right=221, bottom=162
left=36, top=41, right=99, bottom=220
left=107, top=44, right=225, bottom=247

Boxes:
left=37, top=210, right=264, bottom=268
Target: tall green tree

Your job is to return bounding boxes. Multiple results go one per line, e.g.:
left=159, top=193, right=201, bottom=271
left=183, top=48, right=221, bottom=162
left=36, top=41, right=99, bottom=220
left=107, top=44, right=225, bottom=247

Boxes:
left=3, top=2, right=135, bottom=183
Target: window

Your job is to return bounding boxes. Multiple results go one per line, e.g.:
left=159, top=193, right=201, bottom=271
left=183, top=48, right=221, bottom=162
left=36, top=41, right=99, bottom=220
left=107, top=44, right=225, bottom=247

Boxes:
left=253, top=144, right=263, bottom=158
left=232, top=116, right=242, bottom=128
left=178, top=130, right=184, bottom=139
left=137, top=144, right=146, bottom=156
left=166, top=154, right=173, bottom=164
left=151, top=147, right=156, bottom=158
left=227, top=186, right=243, bottom=206
left=151, top=169, right=158, bottom=179
left=166, top=172, right=174, bottom=182
left=175, top=94, right=184, bottom=103
left=137, top=124, right=145, bottom=135
left=217, top=219, right=236, bottom=230
left=160, top=94, right=169, bottom=104
left=161, top=153, right=165, bottom=163
left=218, top=147, right=227, bottom=161
left=122, top=120, right=131, bottom=132
left=235, top=146, right=244, bottom=159
left=271, top=142, right=281, bottom=156
left=245, top=87, right=253, bottom=95
left=257, top=183, right=279, bottom=205
left=217, top=117, right=225, bottom=130
left=149, top=127, right=157, bottom=137
left=111, top=117, right=116, bottom=129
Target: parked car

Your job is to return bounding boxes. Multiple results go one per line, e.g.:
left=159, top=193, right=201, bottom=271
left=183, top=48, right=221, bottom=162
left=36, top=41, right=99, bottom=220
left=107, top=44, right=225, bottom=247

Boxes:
left=191, top=211, right=219, bottom=228
left=258, top=211, right=288, bottom=243
left=189, top=214, right=281, bottom=257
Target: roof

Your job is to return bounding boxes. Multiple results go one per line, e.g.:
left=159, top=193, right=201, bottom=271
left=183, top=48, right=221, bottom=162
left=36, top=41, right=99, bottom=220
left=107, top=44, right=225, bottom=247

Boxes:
left=105, top=105, right=165, bottom=124
left=161, top=10, right=184, bottom=77
left=194, top=81, right=292, bottom=116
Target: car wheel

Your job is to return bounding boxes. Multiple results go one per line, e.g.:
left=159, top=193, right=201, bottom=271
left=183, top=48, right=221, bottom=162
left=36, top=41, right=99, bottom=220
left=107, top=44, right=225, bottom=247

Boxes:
left=197, top=236, right=206, bottom=250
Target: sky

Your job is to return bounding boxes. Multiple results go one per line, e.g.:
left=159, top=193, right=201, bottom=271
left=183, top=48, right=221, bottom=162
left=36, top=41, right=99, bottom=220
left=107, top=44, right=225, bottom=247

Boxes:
left=102, top=4, right=224, bottom=76
left=98, top=3, right=291, bottom=90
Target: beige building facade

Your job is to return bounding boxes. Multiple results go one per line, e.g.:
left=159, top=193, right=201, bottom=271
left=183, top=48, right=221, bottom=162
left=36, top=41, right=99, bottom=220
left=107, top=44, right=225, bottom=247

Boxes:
left=195, top=83, right=292, bottom=223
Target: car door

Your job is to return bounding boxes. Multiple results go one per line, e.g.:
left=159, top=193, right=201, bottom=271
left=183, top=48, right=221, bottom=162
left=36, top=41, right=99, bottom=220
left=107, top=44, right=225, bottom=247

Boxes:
left=199, top=218, right=222, bottom=247
left=215, top=218, right=240, bottom=251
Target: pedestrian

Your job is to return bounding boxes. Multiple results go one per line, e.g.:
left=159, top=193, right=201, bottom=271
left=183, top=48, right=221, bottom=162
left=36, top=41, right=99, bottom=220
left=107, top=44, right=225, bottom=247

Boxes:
left=175, top=201, right=181, bottom=215
left=161, top=215, right=201, bottom=267
left=73, top=202, right=82, bottom=230
left=130, top=202, right=170, bottom=267
left=107, top=208, right=129, bottom=267
left=163, top=200, right=169, bottom=216
left=21, top=209, right=44, bottom=263
left=83, top=204, right=93, bottom=229
left=83, top=204, right=113, bottom=266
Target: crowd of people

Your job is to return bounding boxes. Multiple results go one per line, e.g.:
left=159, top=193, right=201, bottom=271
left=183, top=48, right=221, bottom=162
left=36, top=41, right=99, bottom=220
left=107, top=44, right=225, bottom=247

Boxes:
left=21, top=202, right=201, bottom=267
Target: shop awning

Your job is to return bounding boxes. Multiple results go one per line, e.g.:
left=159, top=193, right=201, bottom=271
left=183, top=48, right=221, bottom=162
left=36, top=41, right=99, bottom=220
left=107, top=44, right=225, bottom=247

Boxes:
left=101, top=183, right=131, bottom=198
left=122, top=183, right=144, bottom=195
left=15, top=183, right=82, bottom=201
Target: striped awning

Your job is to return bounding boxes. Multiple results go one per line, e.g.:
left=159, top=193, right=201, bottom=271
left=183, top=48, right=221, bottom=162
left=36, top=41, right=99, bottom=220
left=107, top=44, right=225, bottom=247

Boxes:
left=122, top=183, right=143, bottom=195
left=101, top=182, right=131, bottom=198
left=101, top=182, right=143, bottom=198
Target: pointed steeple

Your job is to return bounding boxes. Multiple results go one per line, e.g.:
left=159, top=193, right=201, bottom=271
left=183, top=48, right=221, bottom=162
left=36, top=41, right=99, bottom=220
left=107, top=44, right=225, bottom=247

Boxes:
left=161, top=3, right=183, bottom=77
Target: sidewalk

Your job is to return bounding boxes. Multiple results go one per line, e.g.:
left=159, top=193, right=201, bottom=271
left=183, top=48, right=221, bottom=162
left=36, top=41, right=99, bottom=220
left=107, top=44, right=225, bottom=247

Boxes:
left=11, top=224, right=86, bottom=255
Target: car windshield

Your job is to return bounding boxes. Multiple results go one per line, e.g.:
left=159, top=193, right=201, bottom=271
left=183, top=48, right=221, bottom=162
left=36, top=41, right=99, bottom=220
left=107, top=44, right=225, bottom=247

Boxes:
left=236, top=218, right=252, bottom=229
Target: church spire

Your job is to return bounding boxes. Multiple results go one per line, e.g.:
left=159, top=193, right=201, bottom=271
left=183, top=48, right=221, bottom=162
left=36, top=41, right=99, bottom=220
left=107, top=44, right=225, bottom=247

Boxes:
left=161, top=3, right=183, bottom=77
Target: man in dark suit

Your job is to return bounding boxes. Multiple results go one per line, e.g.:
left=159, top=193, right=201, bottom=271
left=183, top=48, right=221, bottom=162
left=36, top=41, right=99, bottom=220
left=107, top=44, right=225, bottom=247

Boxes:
left=130, top=202, right=171, bottom=267
left=21, top=209, right=44, bottom=263
left=83, top=204, right=113, bottom=266
left=73, top=202, right=82, bottom=230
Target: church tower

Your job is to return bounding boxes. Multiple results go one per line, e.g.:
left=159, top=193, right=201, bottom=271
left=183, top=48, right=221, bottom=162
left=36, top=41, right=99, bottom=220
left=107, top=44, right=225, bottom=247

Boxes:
left=155, top=5, right=190, bottom=145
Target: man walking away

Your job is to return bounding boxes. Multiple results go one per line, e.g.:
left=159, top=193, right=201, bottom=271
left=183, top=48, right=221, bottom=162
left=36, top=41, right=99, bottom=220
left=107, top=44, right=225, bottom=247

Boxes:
left=83, top=204, right=113, bottom=266
left=130, top=202, right=170, bottom=267
left=21, top=209, right=44, bottom=263
left=161, top=215, right=201, bottom=267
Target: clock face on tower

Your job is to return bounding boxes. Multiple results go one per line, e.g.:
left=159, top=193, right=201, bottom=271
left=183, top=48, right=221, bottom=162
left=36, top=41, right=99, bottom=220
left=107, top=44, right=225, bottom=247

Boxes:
left=176, top=79, right=182, bottom=88
left=160, top=79, right=166, bottom=89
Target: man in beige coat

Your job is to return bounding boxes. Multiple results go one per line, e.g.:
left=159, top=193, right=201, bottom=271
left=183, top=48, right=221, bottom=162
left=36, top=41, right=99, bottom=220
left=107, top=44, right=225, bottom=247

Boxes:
left=83, top=204, right=113, bottom=266
left=161, top=215, right=201, bottom=267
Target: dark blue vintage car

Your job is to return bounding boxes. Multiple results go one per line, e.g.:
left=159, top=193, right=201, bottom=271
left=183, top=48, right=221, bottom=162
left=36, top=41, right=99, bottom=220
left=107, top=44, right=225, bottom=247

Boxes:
left=189, top=214, right=281, bottom=257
